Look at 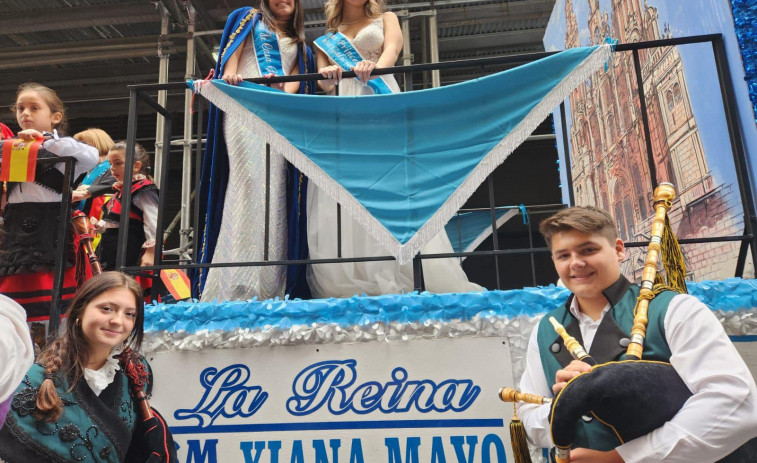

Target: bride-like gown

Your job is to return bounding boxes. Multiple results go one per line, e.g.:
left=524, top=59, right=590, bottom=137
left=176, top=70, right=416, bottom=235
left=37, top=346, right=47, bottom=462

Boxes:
left=307, top=15, right=483, bottom=298
left=201, top=35, right=298, bottom=301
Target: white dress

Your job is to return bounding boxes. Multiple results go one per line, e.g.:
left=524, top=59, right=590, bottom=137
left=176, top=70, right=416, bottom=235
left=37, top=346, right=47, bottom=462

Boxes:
left=201, top=35, right=298, bottom=302
left=306, top=16, right=482, bottom=298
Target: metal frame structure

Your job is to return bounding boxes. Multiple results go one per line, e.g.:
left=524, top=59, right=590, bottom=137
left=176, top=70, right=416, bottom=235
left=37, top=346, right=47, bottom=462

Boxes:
left=39, top=33, right=753, bottom=325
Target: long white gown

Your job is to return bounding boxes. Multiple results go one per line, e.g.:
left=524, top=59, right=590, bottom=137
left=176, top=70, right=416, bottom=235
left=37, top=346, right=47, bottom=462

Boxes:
left=307, top=15, right=483, bottom=298
left=201, top=35, right=298, bottom=302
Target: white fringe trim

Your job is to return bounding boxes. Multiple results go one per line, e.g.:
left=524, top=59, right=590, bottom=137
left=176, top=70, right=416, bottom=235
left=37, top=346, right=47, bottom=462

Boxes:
left=194, top=45, right=610, bottom=264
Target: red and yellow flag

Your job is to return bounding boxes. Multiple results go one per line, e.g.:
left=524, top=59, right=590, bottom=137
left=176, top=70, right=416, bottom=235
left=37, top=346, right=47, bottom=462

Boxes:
left=0, top=138, right=42, bottom=182
left=160, top=269, right=191, bottom=301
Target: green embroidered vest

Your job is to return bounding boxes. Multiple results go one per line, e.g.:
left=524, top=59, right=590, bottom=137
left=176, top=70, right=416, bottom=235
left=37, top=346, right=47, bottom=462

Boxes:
left=537, top=276, right=677, bottom=451
left=0, top=363, right=139, bottom=462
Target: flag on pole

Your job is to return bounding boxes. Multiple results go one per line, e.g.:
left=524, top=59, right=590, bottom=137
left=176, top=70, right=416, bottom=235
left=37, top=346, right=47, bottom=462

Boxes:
left=0, top=138, right=42, bottom=182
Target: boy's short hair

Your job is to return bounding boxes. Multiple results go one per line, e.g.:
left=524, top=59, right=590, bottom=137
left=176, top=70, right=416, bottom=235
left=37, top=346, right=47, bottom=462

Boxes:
left=539, top=206, right=619, bottom=249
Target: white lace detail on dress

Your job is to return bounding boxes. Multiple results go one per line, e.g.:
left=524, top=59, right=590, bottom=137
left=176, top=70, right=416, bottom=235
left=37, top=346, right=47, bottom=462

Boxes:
left=83, top=344, right=124, bottom=397
left=349, top=16, right=385, bottom=62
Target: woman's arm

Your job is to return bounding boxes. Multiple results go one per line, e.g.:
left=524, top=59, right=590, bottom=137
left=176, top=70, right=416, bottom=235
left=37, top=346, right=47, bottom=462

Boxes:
left=221, top=40, right=245, bottom=85
left=317, top=47, right=342, bottom=93
left=378, top=12, right=403, bottom=68
left=352, top=12, right=403, bottom=83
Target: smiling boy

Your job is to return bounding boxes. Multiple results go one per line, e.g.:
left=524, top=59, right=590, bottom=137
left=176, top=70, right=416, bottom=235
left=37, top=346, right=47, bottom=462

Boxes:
left=517, top=206, right=757, bottom=462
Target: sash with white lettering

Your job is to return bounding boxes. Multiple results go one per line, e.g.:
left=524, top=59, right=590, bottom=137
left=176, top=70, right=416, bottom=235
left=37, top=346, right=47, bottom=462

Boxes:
left=314, top=32, right=394, bottom=95
left=253, top=14, right=285, bottom=76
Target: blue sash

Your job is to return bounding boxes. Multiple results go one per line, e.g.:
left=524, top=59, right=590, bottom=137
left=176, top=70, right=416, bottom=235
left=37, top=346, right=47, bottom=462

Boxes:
left=253, top=15, right=285, bottom=76
left=314, top=31, right=394, bottom=94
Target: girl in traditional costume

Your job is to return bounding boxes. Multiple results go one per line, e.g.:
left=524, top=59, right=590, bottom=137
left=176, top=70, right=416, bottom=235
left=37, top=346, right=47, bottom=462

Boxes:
left=194, top=0, right=316, bottom=301
left=307, top=0, right=483, bottom=298
left=95, top=142, right=158, bottom=273
left=0, top=271, right=177, bottom=462
left=0, top=83, right=99, bottom=319
left=72, top=128, right=117, bottom=219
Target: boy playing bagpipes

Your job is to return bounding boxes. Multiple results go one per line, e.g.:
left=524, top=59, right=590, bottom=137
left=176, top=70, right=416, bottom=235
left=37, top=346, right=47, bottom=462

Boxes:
left=516, top=200, right=757, bottom=462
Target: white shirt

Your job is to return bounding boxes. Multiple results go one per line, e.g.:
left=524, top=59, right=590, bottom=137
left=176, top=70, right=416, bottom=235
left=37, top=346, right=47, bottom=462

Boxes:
left=517, top=293, right=757, bottom=462
left=0, top=295, right=34, bottom=403
left=6, top=132, right=98, bottom=204
left=94, top=180, right=158, bottom=248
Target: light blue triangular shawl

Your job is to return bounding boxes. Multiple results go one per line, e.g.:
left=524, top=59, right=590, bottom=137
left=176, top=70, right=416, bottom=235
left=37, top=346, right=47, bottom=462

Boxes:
left=191, top=45, right=610, bottom=264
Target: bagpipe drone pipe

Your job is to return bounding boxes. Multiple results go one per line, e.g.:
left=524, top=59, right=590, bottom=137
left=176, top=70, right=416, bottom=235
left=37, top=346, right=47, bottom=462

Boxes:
left=499, top=183, right=757, bottom=463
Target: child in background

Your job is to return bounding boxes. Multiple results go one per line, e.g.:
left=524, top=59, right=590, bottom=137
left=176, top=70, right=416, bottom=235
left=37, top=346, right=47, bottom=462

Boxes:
left=0, top=82, right=98, bottom=318
left=95, top=141, right=159, bottom=272
left=72, top=128, right=116, bottom=217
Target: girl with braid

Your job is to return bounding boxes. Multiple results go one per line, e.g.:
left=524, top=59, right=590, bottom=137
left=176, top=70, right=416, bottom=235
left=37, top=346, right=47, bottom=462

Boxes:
left=94, top=141, right=159, bottom=271
left=0, top=272, right=177, bottom=462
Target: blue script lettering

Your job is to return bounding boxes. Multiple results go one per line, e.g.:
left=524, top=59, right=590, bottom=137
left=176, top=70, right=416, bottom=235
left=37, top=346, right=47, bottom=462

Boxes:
left=286, top=360, right=480, bottom=415
left=184, top=439, right=218, bottom=463
left=175, top=364, right=268, bottom=427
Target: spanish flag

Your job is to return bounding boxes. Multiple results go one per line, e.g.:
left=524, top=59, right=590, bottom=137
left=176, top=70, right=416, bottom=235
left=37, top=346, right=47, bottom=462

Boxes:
left=160, top=269, right=191, bottom=301
left=0, top=138, right=42, bottom=182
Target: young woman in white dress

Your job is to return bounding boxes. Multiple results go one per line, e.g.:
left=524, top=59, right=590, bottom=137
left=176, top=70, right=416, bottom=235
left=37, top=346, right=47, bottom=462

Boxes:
left=201, top=0, right=309, bottom=302
left=308, top=0, right=483, bottom=298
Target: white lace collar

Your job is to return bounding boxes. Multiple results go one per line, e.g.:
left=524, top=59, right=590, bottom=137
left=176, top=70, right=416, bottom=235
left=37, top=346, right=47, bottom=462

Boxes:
left=83, top=345, right=124, bottom=396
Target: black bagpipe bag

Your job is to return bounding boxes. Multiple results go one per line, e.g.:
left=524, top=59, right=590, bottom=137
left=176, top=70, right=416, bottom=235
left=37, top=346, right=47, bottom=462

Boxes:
left=549, top=359, right=757, bottom=462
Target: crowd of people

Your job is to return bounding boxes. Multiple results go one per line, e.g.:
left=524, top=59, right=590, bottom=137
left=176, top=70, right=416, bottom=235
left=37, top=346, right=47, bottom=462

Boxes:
left=0, top=0, right=756, bottom=461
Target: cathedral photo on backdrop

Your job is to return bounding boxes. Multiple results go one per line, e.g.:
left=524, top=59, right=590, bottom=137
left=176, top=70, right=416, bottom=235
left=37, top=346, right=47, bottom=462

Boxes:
left=545, top=0, right=755, bottom=281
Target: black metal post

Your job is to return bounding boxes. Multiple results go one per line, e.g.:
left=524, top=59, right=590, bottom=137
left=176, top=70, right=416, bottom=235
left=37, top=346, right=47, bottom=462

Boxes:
left=264, top=144, right=271, bottom=261
left=559, top=102, right=575, bottom=206
left=487, top=175, right=502, bottom=289
left=413, top=254, right=424, bottom=291
left=48, top=157, right=74, bottom=338
left=711, top=35, right=757, bottom=274
left=632, top=48, right=659, bottom=190
left=117, top=89, right=139, bottom=269
left=152, top=98, right=173, bottom=297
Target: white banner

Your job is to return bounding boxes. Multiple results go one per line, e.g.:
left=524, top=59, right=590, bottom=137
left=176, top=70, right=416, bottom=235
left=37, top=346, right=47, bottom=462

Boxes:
left=149, top=337, right=515, bottom=463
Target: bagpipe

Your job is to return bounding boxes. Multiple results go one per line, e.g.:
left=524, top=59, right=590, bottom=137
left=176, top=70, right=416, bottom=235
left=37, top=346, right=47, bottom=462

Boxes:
left=498, top=183, right=756, bottom=463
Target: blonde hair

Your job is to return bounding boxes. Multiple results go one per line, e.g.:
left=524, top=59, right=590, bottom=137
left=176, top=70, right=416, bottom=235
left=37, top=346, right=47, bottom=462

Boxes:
left=324, top=0, right=385, bottom=32
left=259, top=0, right=306, bottom=43
left=11, top=82, right=67, bottom=133
left=539, top=206, right=619, bottom=249
left=74, top=128, right=115, bottom=158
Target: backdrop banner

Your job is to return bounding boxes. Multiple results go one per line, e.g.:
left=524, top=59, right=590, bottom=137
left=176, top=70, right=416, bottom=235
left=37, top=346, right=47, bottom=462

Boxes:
left=150, top=337, right=515, bottom=463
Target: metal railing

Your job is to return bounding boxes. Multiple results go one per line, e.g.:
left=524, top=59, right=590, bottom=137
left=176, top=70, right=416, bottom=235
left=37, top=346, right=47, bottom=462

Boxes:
left=98, top=33, right=755, bottom=299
